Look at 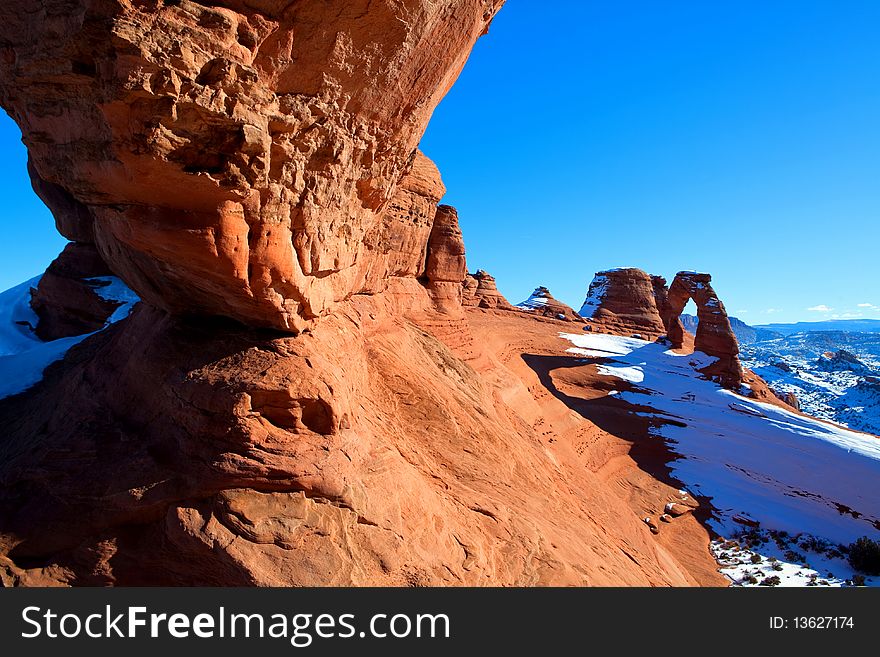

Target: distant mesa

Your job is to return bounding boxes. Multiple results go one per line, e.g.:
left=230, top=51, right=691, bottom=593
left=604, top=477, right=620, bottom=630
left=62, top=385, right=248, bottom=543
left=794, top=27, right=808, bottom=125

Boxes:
left=516, top=286, right=584, bottom=322
left=680, top=313, right=780, bottom=345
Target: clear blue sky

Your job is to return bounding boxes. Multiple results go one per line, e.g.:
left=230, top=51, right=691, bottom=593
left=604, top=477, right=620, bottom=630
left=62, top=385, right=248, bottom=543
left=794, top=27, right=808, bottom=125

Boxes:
left=1, top=1, right=878, bottom=325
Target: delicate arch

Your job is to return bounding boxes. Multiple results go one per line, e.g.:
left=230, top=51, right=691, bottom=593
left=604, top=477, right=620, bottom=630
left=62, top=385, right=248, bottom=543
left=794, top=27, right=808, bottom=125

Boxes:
left=660, top=272, right=743, bottom=388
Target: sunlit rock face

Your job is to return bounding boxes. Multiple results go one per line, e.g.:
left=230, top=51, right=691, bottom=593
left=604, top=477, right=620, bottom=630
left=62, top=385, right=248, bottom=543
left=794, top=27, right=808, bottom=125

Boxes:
left=0, top=0, right=503, bottom=330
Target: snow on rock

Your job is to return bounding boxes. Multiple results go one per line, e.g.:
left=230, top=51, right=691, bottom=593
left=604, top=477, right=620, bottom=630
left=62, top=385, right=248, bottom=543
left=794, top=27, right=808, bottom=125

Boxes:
left=516, top=288, right=551, bottom=309
left=577, top=274, right=609, bottom=319
left=0, top=276, right=138, bottom=400
left=560, top=331, right=880, bottom=586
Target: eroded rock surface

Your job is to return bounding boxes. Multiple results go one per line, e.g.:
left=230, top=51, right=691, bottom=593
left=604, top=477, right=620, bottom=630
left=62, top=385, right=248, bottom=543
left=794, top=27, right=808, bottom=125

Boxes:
left=0, top=0, right=504, bottom=330
left=579, top=268, right=666, bottom=338
left=462, top=270, right=514, bottom=309
left=29, top=243, right=119, bottom=341
left=516, top=286, right=583, bottom=322
left=0, top=299, right=700, bottom=586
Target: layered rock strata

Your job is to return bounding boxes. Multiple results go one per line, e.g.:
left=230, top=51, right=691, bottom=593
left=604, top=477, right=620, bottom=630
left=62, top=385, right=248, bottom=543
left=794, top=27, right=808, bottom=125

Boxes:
left=462, top=270, right=515, bottom=310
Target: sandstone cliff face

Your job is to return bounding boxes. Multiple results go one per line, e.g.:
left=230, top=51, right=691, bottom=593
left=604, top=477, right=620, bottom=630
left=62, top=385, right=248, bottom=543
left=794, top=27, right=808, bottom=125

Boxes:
left=425, top=205, right=467, bottom=313
left=0, top=0, right=503, bottom=331
left=660, top=272, right=743, bottom=389
left=579, top=268, right=667, bottom=338
left=462, top=270, right=514, bottom=309
left=0, top=2, right=731, bottom=588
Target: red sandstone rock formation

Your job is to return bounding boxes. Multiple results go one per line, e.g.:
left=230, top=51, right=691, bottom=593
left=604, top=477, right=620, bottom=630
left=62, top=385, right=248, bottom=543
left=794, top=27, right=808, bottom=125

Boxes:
left=425, top=205, right=467, bottom=314
left=578, top=268, right=743, bottom=388
left=0, top=2, right=731, bottom=588
left=0, top=299, right=708, bottom=586
left=0, top=0, right=504, bottom=331
left=29, top=243, right=120, bottom=341
left=660, top=272, right=743, bottom=388
left=517, top=287, right=583, bottom=322
left=462, top=270, right=514, bottom=309
left=578, top=268, right=666, bottom=338
left=774, top=390, right=801, bottom=411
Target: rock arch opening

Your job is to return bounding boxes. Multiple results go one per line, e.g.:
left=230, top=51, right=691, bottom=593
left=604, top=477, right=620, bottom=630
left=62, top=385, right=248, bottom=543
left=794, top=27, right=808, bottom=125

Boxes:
left=659, top=272, right=743, bottom=388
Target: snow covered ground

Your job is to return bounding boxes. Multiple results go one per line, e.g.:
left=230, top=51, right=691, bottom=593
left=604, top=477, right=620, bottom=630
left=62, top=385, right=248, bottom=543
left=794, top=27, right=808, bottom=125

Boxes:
left=0, top=275, right=138, bottom=400
left=740, top=332, right=880, bottom=435
left=560, top=332, right=880, bottom=587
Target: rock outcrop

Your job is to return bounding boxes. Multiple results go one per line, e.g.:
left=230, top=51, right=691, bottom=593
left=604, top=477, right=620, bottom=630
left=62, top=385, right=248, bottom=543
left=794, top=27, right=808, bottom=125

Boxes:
left=773, top=390, right=801, bottom=411
left=0, top=2, right=734, bottom=589
left=660, top=272, right=743, bottom=388
left=29, top=243, right=120, bottom=341
left=578, top=268, right=743, bottom=388
left=578, top=268, right=667, bottom=338
left=0, top=0, right=504, bottom=331
left=516, top=287, right=583, bottom=322
left=0, top=297, right=701, bottom=587
left=817, top=350, right=871, bottom=375
left=462, top=270, right=514, bottom=309
left=425, top=205, right=467, bottom=314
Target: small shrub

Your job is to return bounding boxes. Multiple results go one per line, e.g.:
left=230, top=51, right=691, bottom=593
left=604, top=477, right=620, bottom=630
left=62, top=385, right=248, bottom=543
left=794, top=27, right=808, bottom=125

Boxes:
left=760, top=575, right=781, bottom=587
left=784, top=550, right=804, bottom=563
left=850, top=574, right=866, bottom=587
left=742, top=574, right=758, bottom=585
left=772, top=563, right=784, bottom=572
left=847, top=536, right=880, bottom=576
left=750, top=554, right=762, bottom=564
